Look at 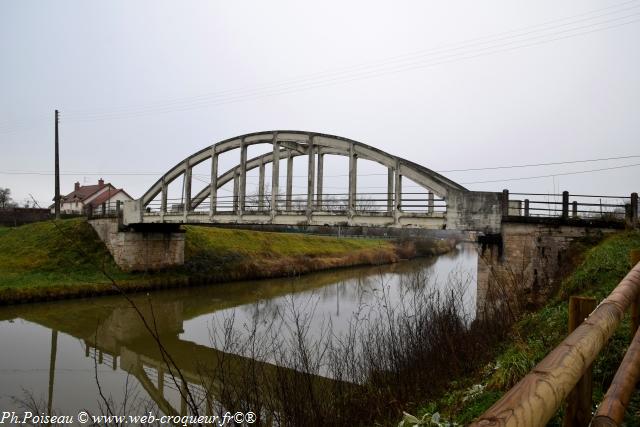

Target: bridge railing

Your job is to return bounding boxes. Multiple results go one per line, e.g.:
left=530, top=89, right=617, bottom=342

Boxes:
left=471, top=252, right=640, bottom=427
left=141, top=192, right=447, bottom=216
left=85, top=202, right=120, bottom=220
left=503, top=190, right=638, bottom=225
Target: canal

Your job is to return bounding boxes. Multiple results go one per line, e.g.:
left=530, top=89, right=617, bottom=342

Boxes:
left=0, top=243, right=477, bottom=421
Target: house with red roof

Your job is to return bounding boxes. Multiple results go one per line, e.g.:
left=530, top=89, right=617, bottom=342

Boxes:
left=50, top=179, right=133, bottom=215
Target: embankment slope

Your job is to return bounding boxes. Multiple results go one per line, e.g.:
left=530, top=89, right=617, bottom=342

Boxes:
left=0, top=219, right=452, bottom=304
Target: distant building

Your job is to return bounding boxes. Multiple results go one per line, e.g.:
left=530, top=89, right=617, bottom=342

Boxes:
left=50, top=179, right=133, bottom=215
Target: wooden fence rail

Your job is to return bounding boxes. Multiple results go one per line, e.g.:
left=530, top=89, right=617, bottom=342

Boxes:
left=470, top=256, right=640, bottom=427
left=592, top=324, right=640, bottom=426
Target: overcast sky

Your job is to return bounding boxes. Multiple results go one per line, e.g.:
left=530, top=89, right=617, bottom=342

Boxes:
left=1, top=0, right=639, bottom=207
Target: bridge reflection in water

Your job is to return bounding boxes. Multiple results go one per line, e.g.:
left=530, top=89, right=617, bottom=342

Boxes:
left=0, top=246, right=477, bottom=418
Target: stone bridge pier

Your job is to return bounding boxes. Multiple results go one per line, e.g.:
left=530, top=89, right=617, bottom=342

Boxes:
left=90, top=218, right=185, bottom=272
left=476, top=220, right=620, bottom=318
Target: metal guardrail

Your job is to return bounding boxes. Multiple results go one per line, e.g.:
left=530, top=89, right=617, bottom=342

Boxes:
left=502, top=190, right=638, bottom=224
left=470, top=252, right=640, bottom=427
left=140, top=192, right=448, bottom=216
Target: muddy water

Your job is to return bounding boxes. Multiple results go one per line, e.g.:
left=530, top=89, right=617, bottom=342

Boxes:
left=0, top=244, right=476, bottom=420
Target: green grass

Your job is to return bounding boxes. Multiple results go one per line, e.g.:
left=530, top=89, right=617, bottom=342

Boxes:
left=410, top=230, right=640, bottom=425
left=184, top=225, right=385, bottom=259
left=0, top=218, right=396, bottom=302
left=0, top=219, right=127, bottom=289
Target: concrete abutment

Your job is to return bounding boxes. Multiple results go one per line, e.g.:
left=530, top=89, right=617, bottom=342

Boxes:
left=476, top=220, right=619, bottom=318
left=90, top=218, right=185, bottom=272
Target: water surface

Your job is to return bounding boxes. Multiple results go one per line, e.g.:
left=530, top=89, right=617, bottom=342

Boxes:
left=0, top=244, right=477, bottom=418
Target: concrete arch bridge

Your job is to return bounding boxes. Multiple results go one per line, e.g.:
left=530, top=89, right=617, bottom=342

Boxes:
left=123, top=130, right=501, bottom=231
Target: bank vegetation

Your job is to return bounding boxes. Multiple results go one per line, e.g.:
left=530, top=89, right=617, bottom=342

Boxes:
left=0, top=219, right=455, bottom=305
left=402, top=230, right=640, bottom=425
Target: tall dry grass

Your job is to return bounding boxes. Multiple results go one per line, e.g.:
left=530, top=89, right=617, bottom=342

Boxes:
left=191, top=268, right=516, bottom=426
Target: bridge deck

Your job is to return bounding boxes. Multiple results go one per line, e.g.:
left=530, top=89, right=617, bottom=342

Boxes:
left=141, top=211, right=447, bottom=228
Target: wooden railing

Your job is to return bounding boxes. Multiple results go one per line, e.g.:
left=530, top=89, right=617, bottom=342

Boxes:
left=470, top=251, right=640, bottom=427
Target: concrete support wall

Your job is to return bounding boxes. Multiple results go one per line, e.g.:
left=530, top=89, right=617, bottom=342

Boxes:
left=258, top=160, right=265, bottom=210
left=317, top=153, right=324, bottom=210
left=233, top=173, right=239, bottom=213
left=209, top=150, right=218, bottom=217
left=90, top=218, right=185, bottom=272
left=160, top=179, right=167, bottom=220
left=428, top=191, right=434, bottom=214
left=348, top=144, right=357, bottom=215
left=183, top=161, right=192, bottom=215
left=239, top=140, right=247, bottom=212
left=271, top=137, right=280, bottom=215
left=476, top=222, right=616, bottom=318
left=286, top=154, right=293, bottom=211
left=387, top=168, right=394, bottom=213
left=394, top=163, right=402, bottom=224
left=307, top=138, right=315, bottom=213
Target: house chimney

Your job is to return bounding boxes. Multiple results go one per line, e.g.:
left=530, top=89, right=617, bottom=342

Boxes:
left=98, top=178, right=104, bottom=188
left=74, top=182, right=80, bottom=191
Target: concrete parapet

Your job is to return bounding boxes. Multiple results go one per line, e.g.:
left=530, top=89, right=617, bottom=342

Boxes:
left=447, top=190, right=503, bottom=233
left=90, top=218, right=185, bottom=272
left=123, top=199, right=143, bottom=226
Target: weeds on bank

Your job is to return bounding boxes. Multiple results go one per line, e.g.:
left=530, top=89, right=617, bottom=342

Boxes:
left=413, top=231, right=640, bottom=425
left=175, top=265, right=516, bottom=427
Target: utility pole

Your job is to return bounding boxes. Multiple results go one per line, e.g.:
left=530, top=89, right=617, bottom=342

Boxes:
left=54, top=110, right=60, bottom=219
left=47, top=329, right=58, bottom=416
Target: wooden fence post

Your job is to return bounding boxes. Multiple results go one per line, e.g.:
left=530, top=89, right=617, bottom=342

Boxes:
left=563, top=296, right=597, bottom=427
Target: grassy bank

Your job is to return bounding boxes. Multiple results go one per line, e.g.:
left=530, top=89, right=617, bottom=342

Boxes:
left=0, top=218, right=453, bottom=305
left=406, top=230, right=640, bottom=425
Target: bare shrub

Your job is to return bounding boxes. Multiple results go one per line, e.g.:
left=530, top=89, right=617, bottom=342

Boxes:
left=194, top=268, right=514, bottom=426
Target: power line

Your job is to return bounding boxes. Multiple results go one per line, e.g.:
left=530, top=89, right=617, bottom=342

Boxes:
left=273, top=154, right=640, bottom=177
left=3, top=154, right=639, bottom=177
left=459, top=163, right=640, bottom=185
left=10, top=160, right=630, bottom=197
left=438, top=154, right=640, bottom=172
left=60, top=0, right=638, bottom=119
left=205, top=163, right=640, bottom=190
left=283, top=163, right=640, bottom=189
left=56, top=5, right=640, bottom=122
left=0, top=171, right=163, bottom=176
left=2, top=3, right=639, bottom=132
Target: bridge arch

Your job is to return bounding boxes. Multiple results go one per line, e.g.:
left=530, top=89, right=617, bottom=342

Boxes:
left=126, top=130, right=470, bottom=227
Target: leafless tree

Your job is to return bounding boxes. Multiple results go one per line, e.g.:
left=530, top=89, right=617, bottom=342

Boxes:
left=245, top=183, right=285, bottom=212
left=0, top=187, right=16, bottom=209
